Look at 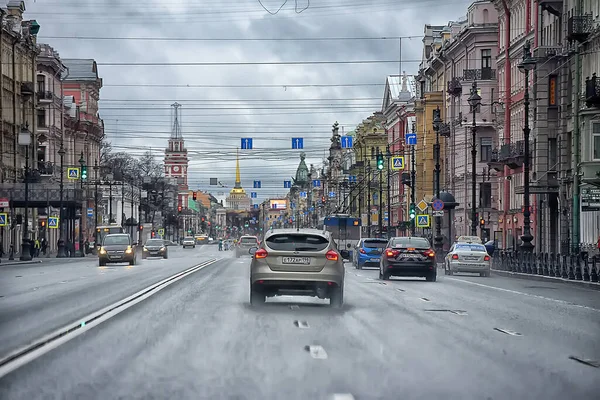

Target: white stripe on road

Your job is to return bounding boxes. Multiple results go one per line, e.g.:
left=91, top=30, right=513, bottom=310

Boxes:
left=447, top=277, right=600, bottom=312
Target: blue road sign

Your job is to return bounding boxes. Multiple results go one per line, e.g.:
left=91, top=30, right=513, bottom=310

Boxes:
left=48, top=216, right=59, bottom=228
left=241, top=138, right=253, bottom=149
left=290, top=202, right=296, bottom=209
left=391, top=156, right=405, bottom=170
left=253, top=180, right=261, bottom=188
left=329, top=191, right=336, bottom=198
left=67, top=167, right=80, bottom=180
left=406, top=133, right=417, bottom=146
left=284, top=180, right=292, bottom=188
left=253, top=204, right=259, bottom=209
left=416, top=214, right=430, bottom=228
left=432, top=198, right=444, bottom=211
left=300, top=191, right=307, bottom=198
left=87, top=208, right=93, bottom=217
left=312, top=179, right=321, bottom=187
left=291, top=138, right=304, bottom=149
left=0, top=213, right=7, bottom=226
left=349, top=175, right=357, bottom=183
left=341, top=135, right=353, bottom=148
left=251, top=192, right=257, bottom=198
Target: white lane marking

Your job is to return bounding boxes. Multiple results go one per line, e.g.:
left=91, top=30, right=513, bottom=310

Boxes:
left=330, top=395, right=355, bottom=400
left=305, top=345, right=328, bottom=359
left=494, top=327, right=522, bottom=336
left=447, top=277, right=600, bottom=312
left=294, top=320, right=309, bottom=329
left=396, top=288, right=405, bottom=292
left=289, top=305, right=300, bottom=310
left=420, top=297, right=430, bottom=302
left=0, top=258, right=219, bottom=379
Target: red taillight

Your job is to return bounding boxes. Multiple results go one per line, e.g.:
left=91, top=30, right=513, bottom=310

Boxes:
left=385, top=248, right=399, bottom=258
left=359, top=248, right=366, bottom=254
left=452, top=254, right=459, bottom=260
left=424, top=249, right=435, bottom=258
left=255, top=249, right=268, bottom=259
left=484, top=255, right=490, bottom=261
left=326, top=250, right=339, bottom=261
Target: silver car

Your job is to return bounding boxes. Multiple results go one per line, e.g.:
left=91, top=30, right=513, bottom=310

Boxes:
left=444, top=242, right=491, bottom=276
left=236, top=235, right=259, bottom=258
left=249, top=229, right=346, bottom=307
left=182, top=236, right=196, bottom=248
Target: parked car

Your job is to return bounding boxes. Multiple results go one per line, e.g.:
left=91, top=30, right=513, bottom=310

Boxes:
left=249, top=229, right=347, bottom=307
left=142, top=239, right=168, bottom=259
left=98, top=233, right=136, bottom=266
left=353, top=238, right=388, bottom=269
left=380, top=236, right=436, bottom=281
left=444, top=242, right=491, bottom=277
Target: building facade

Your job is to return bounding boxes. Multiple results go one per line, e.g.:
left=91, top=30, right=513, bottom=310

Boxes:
left=163, top=102, right=189, bottom=211
left=226, top=151, right=251, bottom=211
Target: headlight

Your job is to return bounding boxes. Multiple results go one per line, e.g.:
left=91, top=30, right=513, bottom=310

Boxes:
left=160, top=247, right=166, bottom=252
left=125, top=246, right=133, bottom=254
left=99, top=247, right=106, bottom=255
left=143, top=247, right=148, bottom=252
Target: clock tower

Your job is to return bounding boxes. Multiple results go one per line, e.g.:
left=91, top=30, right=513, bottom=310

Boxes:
left=164, top=102, right=189, bottom=208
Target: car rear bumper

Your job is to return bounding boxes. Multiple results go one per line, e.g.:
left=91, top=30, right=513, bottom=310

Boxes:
left=449, top=261, right=490, bottom=272
left=384, top=261, right=435, bottom=276
left=358, top=255, right=382, bottom=267
left=251, top=262, right=344, bottom=287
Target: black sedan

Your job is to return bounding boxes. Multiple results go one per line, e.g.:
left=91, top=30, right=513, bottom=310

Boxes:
left=379, top=236, right=437, bottom=282
left=142, top=239, right=168, bottom=259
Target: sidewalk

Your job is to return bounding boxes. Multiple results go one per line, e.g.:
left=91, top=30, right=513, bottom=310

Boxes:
left=0, top=254, right=95, bottom=267
left=491, top=268, right=600, bottom=290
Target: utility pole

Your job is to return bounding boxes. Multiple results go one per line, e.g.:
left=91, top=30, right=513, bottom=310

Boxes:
left=410, top=122, right=416, bottom=236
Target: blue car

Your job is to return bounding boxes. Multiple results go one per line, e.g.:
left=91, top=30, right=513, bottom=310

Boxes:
left=353, top=238, right=388, bottom=269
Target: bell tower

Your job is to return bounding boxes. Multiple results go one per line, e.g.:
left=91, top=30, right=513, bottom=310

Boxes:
left=164, top=102, right=189, bottom=208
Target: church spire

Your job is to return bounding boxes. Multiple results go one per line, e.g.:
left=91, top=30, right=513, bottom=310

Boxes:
left=234, top=148, right=241, bottom=188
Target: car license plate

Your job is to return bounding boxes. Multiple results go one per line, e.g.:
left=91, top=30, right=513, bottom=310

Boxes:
left=401, top=254, right=420, bottom=259
left=109, top=256, right=121, bottom=259
left=464, top=256, right=478, bottom=261
left=282, top=257, right=310, bottom=265
left=370, top=258, right=380, bottom=262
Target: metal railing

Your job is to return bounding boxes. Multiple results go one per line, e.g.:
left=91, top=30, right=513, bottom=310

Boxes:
left=492, top=250, right=599, bottom=283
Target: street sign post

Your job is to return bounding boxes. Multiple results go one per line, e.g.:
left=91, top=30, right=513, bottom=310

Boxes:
left=416, top=214, right=430, bottom=228
left=158, top=228, right=165, bottom=237
left=391, top=156, right=405, bottom=170
left=432, top=210, right=444, bottom=217
left=241, top=138, right=253, bottom=149
left=406, top=133, right=417, bottom=146
left=48, top=216, right=59, bottom=229
left=291, top=138, right=304, bottom=149
left=284, top=180, right=292, bottom=188
left=417, top=200, right=428, bottom=212
left=312, top=179, right=321, bottom=187
left=432, top=198, right=444, bottom=211
left=341, top=136, right=353, bottom=148
left=67, top=167, right=80, bottom=180
left=329, top=191, right=336, bottom=198
left=349, top=176, right=357, bottom=183
left=253, top=204, right=259, bottom=209
left=87, top=208, right=94, bottom=217
left=300, top=192, right=307, bottom=198
left=0, top=213, right=7, bottom=226
left=253, top=180, right=261, bottom=188
left=251, top=192, right=257, bottom=198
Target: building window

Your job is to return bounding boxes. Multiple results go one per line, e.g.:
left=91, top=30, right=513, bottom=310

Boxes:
left=549, top=75, right=557, bottom=106
left=481, top=49, right=492, bottom=69
left=480, top=182, right=492, bottom=208
left=37, top=109, right=46, bottom=128
left=593, top=122, right=600, bottom=161
left=480, top=137, right=493, bottom=162
left=37, top=74, right=45, bottom=93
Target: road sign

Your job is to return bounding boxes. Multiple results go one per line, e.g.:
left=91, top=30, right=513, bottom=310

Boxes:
left=253, top=180, right=261, bottom=188
left=251, top=192, right=257, bottom=198
left=158, top=228, right=165, bottom=236
left=341, top=135, right=353, bottom=148
left=241, top=138, right=253, bottom=149
left=406, top=133, right=417, bottom=146
left=292, top=138, right=304, bottom=149
left=312, top=179, right=321, bottom=187
left=417, top=200, right=428, bottom=212
left=48, top=216, right=59, bottom=229
left=284, top=180, right=292, bottom=188
left=349, top=175, right=357, bottom=183
left=416, top=214, right=430, bottom=228
left=210, top=178, right=218, bottom=185
left=300, top=191, right=307, bottom=198
left=0, top=213, right=7, bottom=226
left=67, top=167, right=80, bottom=180
left=0, top=197, right=8, bottom=208
left=329, top=191, right=335, bottom=198
left=391, top=156, right=405, bottom=170
left=433, top=210, right=444, bottom=217
left=253, top=204, right=259, bottom=209
left=291, top=202, right=296, bottom=209
left=432, top=198, right=444, bottom=211
left=87, top=208, right=94, bottom=217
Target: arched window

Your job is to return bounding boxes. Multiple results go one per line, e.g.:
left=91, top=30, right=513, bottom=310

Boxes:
left=483, top=9, right=489, bottom=23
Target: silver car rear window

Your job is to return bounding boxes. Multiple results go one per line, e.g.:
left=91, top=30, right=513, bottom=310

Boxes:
left=455, top=244, right=486, bottom=252
left=240, top=237, right=257, bottom=244
left=266, top=234, right=328, bottom=251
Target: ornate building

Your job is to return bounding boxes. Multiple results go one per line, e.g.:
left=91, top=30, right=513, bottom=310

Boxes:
left=226, top=150, right=251, bottom=211
left=164, top=102, right=189, bottom=209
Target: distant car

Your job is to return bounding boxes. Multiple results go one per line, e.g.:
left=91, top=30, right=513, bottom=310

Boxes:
left=249, top=229, right=346, bottom=307
left=98, top=233, right=136, bottom=266
left=236, top=235, right=259, bottom=258
left=444, top=242, right=491, bottom=277
left=380, top=236, right=436, bottom=281
left=142, top=239, right=168, bottom=259
left=353, top=238, right=387, bottom=269
left=455, top=235, right=483, bottom=244
left=182, top=236, right=196, bottom=248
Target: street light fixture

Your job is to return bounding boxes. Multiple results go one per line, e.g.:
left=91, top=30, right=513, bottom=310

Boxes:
left=467, top=81, right=482, bottom=236
left=432, top=106, right=443, bottom=253
left=57, top=141, right=67, bottom=257
left=517, top=40, right=536, bottom=251
left=78, top=152, right=86, bottom=257
left=18, top=124, right=32, bottom=261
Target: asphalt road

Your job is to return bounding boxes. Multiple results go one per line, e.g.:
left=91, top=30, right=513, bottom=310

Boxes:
left=1, top=247, right=599, bottom=399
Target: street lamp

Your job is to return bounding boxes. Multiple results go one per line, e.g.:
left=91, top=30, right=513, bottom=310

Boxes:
left=57, top=141, right=67, bottom=257
left=467, top=81, right=482, bottom=236
left=18, top=124, right=32, bottom=261
left=517, top=40, right=536, bottom=251
left=78, top=152, right=85, bottom=257
left=94, top=160, right=99, bottom=239
left=386, top=144, right=392, bottom=239
left=432, top=106, right=443, bottom=253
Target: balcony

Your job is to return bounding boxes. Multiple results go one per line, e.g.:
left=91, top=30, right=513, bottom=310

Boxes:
left=21, top=82, right=34, bottom=96
left=487, top=140, right=529, bottom=170
left=447, top=77, right=462, bottom=97
left=567, top=15, right=593, bottom=42
left=37, top=90, right=54, bottom=102
left=463, top=68, right=496, bottom=81
left=585, top=73, right=600, bottom=108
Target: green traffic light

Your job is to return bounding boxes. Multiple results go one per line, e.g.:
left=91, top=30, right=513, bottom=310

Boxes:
left=81, top=166, right=88, bottom=180
left=376, top=154, right=384, bottom=170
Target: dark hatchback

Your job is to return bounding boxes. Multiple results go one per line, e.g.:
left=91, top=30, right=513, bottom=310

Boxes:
left=379, top=236, right=436, bottom=281
left=98, top=234, right=136, bottom=266
left=353, top=238, right=387, bottom=269
left=142, top=239, right=168, bottom=259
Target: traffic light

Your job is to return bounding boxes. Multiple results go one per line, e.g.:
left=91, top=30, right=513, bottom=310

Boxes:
left=138, top=224, right=143, bottom=231
left=201, top=216, right=205, bottom=222
left=177, top=205, right=182, bottom=212
left=81, top=165, right=88, bottom=181
left=376, top=153, right=384, bottom=170
left=480, top=218, right=485, bottom=227
left=409, top=203, right=416, bottom=220
left=192, top=191, right=197, bottom=201
left=40, top=220, right=46, bottom=228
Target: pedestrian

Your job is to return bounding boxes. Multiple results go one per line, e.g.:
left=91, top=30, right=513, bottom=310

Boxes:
left=41, top=238, right=48, bottom=255
left=34, top=238, right=41, bottom=257
left=29, top=239, right=35, bottom=258
left=84, top=239, right=90, bottom=255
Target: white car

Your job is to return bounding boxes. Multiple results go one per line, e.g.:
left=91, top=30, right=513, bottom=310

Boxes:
left=182, top=236, right=196, bottom=249
left=455, top=235, right=483, bottom=244
left=444, top=242, right=491, bottom=277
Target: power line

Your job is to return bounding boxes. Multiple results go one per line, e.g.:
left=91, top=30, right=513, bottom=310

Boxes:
left=94, top=59, right=413, bottom=67
left=40, top=35, right=421, bottom=42
left=102, top=83, right=388, bottom=88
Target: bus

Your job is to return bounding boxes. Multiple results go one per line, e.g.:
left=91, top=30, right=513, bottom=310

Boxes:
left=321, top=214, right=362, bottom=259
left=95, top=224, right=125, bottom=251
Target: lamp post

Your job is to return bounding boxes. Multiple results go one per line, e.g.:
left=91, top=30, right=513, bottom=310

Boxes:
left=517, top=40, right=536, bottom=251
left=18, top=124, right=32, bottom=261
left=366, top=159, right=372, bottom=237
left=378, top=150, right=383, bottom=238
left=57, top=142, right=66, bottom=257
left=386, top=144, right=392, bottom=239
left=467, top=81, right=482, bottom=236
left=433, top=107, right=443, bottom=254
left=410, top=122, right=416, bottom=236
left=78, top=152, right=85, bottom=257
left=94, top=160, right=99, bottom=237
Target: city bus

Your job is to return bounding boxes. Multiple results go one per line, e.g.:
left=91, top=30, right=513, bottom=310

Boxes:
left=95, top=224, right=125, bottom=251
left=321, top=214, right=362, bottom=259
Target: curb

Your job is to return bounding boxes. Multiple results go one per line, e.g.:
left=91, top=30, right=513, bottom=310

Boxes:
left=491, top=269, right=600, bottom=291
left=0, top=260, right=43, bottom=267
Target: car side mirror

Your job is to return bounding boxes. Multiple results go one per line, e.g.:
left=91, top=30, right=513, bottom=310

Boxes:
left=249, top=247, right=258, bottom=255
left=340, top=250, right=350, bottom=260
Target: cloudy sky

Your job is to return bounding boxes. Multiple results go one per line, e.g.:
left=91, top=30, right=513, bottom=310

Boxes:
left=27, top=0, right=473, bottom=203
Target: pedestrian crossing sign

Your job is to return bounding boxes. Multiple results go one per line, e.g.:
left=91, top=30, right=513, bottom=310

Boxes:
left=158, top=228, right=165, bottom=236
left=391, top=156, right=405, bottom=170
left=48, top=216, right=59, bottom=229
left=416, top=214, right=430, bottom=228
left=67, top=167, right=80, bottom=180
left=0, top=212, right=7, bottom=226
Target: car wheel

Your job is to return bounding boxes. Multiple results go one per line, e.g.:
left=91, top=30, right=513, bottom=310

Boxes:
left=379, top=268, right=383, bottom=279
left=381, top=271, right=390, bottom=280
left=250, top=287, right=265, bottom=305
left=444, top=262, right=449, bottom=275
left=129, top=258, right=135, bottom=266
left=426, top=270, right=437, bottom=282
left=357, top=262, right=362, bottom=270
left=99, top=260, right=106, bottom=267
left=164, top=254, right=168, bottom=259
left=481, top=270, right=490, bottom=277
left=330, top=286, right=343, bottom=308
left=142, top=254, right=147, bottom=260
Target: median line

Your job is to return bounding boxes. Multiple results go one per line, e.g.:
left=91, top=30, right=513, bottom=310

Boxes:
left=0, top=258, right=218, bottom=378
